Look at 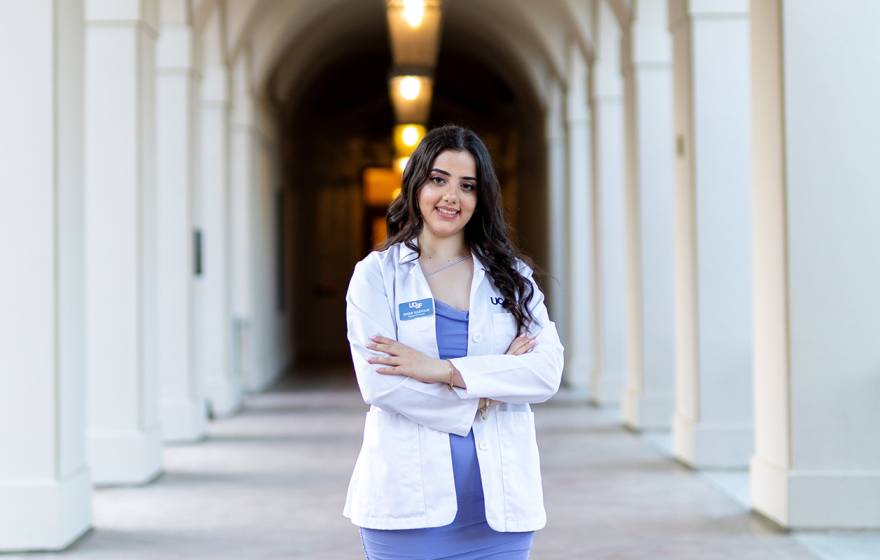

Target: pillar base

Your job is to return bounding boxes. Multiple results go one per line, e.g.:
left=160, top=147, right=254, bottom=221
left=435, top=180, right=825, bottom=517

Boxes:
left=672, top=414, right=752, bottom=468
left=88, top=428, right=162, bottom=486
left=207, top=380, right=243, bottom=418
left=160, top=398, right=208, bottom=443
left=244, top=361, right=280, bottom=394
left=0, top=466, right=92, bottom=552
left=751, top=456, right=880, bottom=529
left=623, top=390, right=674, bottom=430
left=590, top=369, right=626, bottom=406
left=561, top=355, right=592, bottom=391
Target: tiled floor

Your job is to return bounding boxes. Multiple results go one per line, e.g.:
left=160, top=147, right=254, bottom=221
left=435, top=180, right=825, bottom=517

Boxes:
left=8, top=375, right=873, bottom=559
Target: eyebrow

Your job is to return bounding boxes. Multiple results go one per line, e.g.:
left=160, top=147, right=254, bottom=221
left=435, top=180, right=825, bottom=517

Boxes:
left=430, top=168, right=477, bottom=182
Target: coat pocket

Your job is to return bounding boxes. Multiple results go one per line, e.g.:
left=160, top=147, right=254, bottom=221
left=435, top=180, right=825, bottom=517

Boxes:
left=397, top=312, right=435, bottom=357
left=497, top=410, right=545, bottom=520
left=362, top=408, right=425, bottom=519
left=491, top=312, right=517, bottom=353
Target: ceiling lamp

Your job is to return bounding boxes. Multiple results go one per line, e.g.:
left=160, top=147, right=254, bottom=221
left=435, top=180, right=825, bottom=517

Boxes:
left=388, top=73, right=433, bottom=123
left=400, top=76, right=421, bottom=100
left=385, top=0, right=443, bottom=68
left=403, top=0, right=424, bottom=27
left=394, top=124, right=426, bottom=155
left=394, top=156, right=410, bottom=175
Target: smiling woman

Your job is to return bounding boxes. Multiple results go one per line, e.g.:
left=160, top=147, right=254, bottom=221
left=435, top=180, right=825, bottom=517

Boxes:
left=385, top=125, right=540, bottom=338
left=343, top=125, right=565, bottom=559
left=417, top=150, right=478, bottom=234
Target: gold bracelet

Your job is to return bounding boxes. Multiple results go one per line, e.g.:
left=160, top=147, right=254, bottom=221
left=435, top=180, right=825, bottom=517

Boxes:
left=479, top=398, right=490, bottom=418
left=448, top=364, right=455, bottom=390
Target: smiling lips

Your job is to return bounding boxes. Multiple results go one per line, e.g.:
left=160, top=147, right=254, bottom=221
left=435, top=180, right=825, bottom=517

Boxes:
left=435, top=206, right=460, bottom=219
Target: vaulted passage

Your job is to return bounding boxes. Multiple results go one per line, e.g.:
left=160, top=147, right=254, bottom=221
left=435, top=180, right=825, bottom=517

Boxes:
left=2, top=0, right=879, bottom=556
left=268, top=2, right=548, bottom=378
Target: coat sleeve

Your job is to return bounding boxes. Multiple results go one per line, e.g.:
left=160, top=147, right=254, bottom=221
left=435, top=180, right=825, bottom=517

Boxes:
left=345, top=253, right=481, bottom=436
left=449, top=266, right=565, bottom=404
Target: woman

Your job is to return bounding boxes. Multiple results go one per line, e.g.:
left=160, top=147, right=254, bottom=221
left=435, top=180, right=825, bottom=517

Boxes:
left=343, top=125, right=565, bottom=559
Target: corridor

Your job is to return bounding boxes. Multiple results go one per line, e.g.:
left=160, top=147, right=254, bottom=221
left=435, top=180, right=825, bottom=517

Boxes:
left=9, top=374, right=835, bottom=560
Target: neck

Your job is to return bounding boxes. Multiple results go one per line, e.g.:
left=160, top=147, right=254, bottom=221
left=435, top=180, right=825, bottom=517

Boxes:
left=417, top=230, right=468, bottom=261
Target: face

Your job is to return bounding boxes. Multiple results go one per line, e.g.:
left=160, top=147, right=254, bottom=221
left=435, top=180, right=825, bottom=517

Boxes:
left=417, top=149, right=478, bottom=239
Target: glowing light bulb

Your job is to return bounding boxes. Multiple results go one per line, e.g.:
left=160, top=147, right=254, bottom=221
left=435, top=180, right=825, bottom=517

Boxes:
left=399, top=76, right=421, bottom=101
left=403, top=0, right=425, bottom=28
left=401, top=125, right=420, bottom=147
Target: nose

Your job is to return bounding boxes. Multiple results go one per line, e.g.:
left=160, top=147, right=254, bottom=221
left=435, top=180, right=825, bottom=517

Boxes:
left=442, top=183, right=459, bottom=203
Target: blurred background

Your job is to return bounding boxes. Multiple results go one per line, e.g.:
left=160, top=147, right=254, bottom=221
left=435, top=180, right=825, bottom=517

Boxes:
left=1, top=0, right=878, bottom=558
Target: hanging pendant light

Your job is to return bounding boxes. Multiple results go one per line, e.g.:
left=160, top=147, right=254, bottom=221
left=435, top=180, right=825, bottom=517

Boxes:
left=385, top=0, right=443, bottom=68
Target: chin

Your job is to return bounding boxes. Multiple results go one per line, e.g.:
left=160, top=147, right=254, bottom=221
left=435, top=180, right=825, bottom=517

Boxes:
left=426, top=222, right=464, bottom=237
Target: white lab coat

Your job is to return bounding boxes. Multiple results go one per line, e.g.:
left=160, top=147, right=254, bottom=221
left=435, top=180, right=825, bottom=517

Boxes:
left=342, top=238, right=565, bottom=532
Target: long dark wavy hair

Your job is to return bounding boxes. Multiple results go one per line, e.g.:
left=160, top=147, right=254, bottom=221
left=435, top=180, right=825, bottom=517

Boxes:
left=382, top=124, right=539, bottom=336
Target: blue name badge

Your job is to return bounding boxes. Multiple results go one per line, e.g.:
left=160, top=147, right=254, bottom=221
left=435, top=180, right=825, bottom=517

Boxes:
left=399, top=298, right=434, bottom=321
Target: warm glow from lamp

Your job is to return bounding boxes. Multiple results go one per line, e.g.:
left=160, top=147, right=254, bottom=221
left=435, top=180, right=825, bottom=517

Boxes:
left=372, top=216, right=387, bottom=248
left=395, top=156, right=410, bottom=174
left=363, top=167, right=401, bottom=205
left=392, top=187, right=402, bottom=199
left=403, top=0, right=425, bottom=28
left=385, top=0, right=442, bottom=68
left=393, top=124, right=426, bottom=156
left=388, top=75, right=432, bottom=123
left=399, top=76, right=421, bottom=100
left=402, top=125, right=420, bottom=146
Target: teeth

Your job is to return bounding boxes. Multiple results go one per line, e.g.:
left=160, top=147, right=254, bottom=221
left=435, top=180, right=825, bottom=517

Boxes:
left=436, top=207, right=458, bottom=217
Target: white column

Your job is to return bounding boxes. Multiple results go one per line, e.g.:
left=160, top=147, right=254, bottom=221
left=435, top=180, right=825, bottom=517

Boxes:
left=590, top=0, right=627, bottom=405
left=230, top=50, right=261, bottom=392
left=0, top=1, right=92, bottom=551
left=156, top=5, right=207, bottom=442
left=620, top=1, right=676, bottom=430
left=196, top=9, right=242, bottom=416
left=668, top=0, right=753, bottom=467
left=545, top=78, right=570, bottom=355
left=85, top=0, right=162, bottom=485
left=750, top=0, right=880, bottom=529
left=253, top=108, right=288, bottom=384
left=564, top=42, right=594, bottom=392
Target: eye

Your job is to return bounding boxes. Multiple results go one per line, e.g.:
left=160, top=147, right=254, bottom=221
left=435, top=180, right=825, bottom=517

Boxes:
left=461, top=183, right=476, bottom=192
left=430, top=176, right=446, bottom=185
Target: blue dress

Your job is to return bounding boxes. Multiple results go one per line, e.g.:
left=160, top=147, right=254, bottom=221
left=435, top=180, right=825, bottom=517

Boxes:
left=358, top=299, right=535, bottom=559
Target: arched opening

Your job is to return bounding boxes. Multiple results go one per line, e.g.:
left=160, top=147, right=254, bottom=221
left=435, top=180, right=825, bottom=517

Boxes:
left=259, top=2, right=550, bottom=384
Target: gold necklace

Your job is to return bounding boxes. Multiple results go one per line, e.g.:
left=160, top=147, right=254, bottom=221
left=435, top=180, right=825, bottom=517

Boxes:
left=423, top=253, right=470, bottom=278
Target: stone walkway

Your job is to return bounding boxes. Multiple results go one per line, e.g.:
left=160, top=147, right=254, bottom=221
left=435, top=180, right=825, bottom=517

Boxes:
left=8, top=375, right=842, bottom=559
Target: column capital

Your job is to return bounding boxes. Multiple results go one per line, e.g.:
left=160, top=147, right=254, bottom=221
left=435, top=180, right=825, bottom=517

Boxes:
left=689, top=0, right=748, bottom=17
left=157, top=25, right=194, bottom=72
left=86, top=0, right=158, bottom=33
left=669, top=0, right=748, bottom=30
left=631, top=23, right=672, bottom=67
left=201, top=66, right=230, bottom=104
left=592, top=59, right=624, bottom=100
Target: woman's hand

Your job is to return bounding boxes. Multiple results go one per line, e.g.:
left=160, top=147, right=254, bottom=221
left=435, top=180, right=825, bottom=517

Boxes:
left=366, top=335, right=452, bottom=384
left=480, top=333, right=537, bottom=409
left=366, top=332, right=536, bottom=410
left=506, top=333, right=536, bottom=355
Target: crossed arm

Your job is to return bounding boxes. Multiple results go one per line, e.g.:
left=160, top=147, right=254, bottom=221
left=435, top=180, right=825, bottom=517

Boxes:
left=365, top=330, right=537, bottom=404
left=345, top=254, right=564, bottom=436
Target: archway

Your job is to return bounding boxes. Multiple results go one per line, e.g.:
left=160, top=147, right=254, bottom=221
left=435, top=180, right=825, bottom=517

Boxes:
left=256, top=1, right=552, bottom=380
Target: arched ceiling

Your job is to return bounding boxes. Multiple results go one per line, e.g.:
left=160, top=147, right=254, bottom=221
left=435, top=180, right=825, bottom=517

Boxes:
left=212, top=0, right=595, bottom=113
